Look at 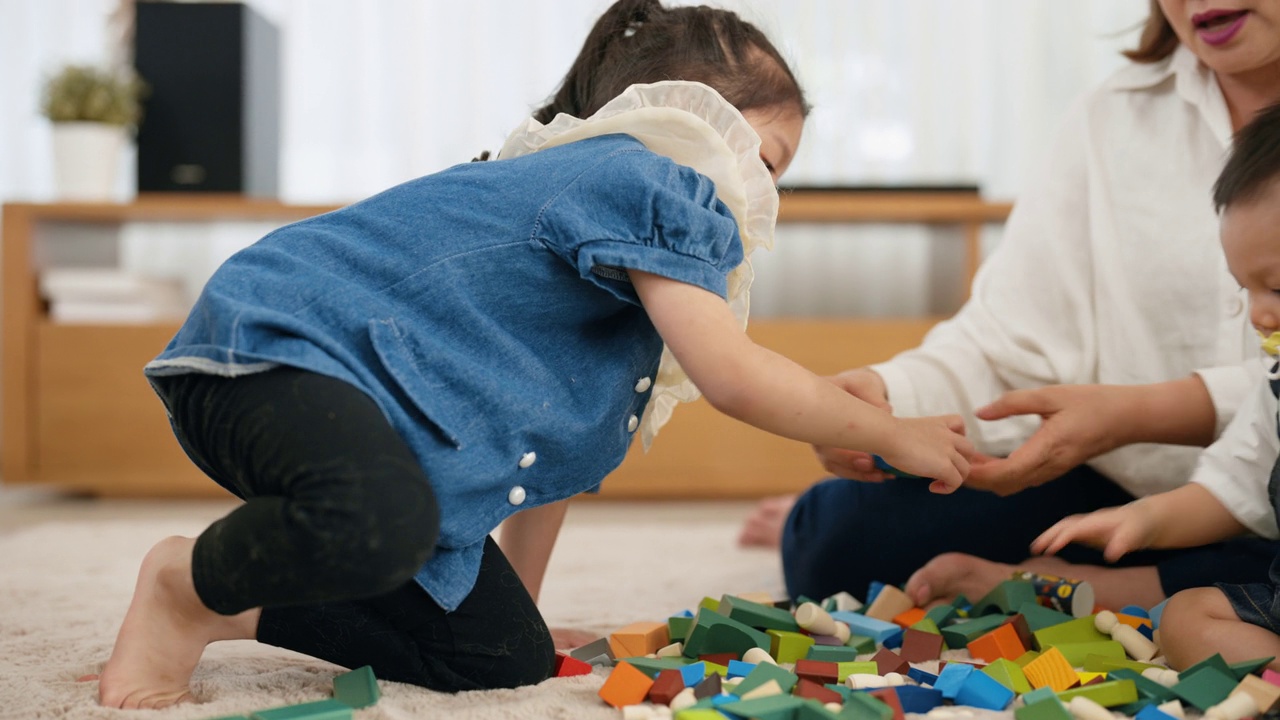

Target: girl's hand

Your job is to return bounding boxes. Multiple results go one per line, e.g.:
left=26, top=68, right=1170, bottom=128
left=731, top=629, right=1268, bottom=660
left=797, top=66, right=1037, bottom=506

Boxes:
left=1030, top=500, right=1158, bottom=562
left=878, top=415, right=973, bottom=494
left=811, top=369, right=895, bottom=481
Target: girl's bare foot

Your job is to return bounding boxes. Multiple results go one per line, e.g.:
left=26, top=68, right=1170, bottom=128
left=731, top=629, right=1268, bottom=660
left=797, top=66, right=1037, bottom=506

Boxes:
left=904, top=552, right=1015, bottom=607
left=737, top=495, right=797, bottom=548
left=97, top=536, right=259, bottom=709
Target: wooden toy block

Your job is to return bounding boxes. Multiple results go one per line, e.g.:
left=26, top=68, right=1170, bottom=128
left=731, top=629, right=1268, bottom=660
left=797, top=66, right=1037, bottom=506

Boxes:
left=973, top=580, right=1039, bottom=616
left=251, top=700, right=353, bottom=720
left=743, top=679, right=785, bottom=700
left=1115, top=614, right=1154, bottom=632
left=647, top=668, right=687, bottom=705
left=940, top=613, right=1009, bottom=649
left=727, top=659, right=756, bottom=678
left=910, top=616, right=942, bottom=635
left=682, top=608, right=771, bottom=659
left=1229, top=656, right=1274, bottom=679
left=893, top=685, right=944, bottom=713
left=982, top=657, right=1032, bottom=694
left=812, top=633, right=848, bottom=646
left=1007, top=613, right=1036, bottom=651
left=554, top=652, right=594, bottom=677
left=1016, top=650, right=1042, bottom=667
left=1110, top=623, right=1158, bottom=661
left=599, top=661, right=657, bottom=708
left=1134, top=705, right=1180, bottom=720
left=1107, top=668, right=1177, bottom=703
left=610, top=621, right=671, bottom=659
left=797, top=602, right=842, bottom=635
left=838, top=691, right=894, bottom=720
left=699, top=596, right=721, bottom=613
left=830, top=610, right=899, bottom=643
left=692, top=671, right=721, bottom=698
left=743, top=647, right=777, bottom=665
left=1015, top=695, right=1073, bottom=720
left=618, top=657, right=690, bottom=676
left=332, top=665, right=379, bottom=709
left=900, top=627, right=945, bottom=663
left=719, top=694, right=808, bottom=720
left=1115, top=699, right=1158, bottom=717
left=680, top=661, right=707, bottom=687
left=933, top=662, right=976, bottom=700
left=891, top=607, right=926, bottom=629
left=795, top=703, right=842, bottom=720
left=837, top=661, right=879, bottom=682
left=870, top=648, right=910, bottom=676
left=924, top=603, right=958, bottom=627
left=1182, top=654, right=1234, bottom=680
left=668, top=615, right=694, bottom=642
left=768, top=629, right=816, bottom=664
left=1032, top=616, right=1108, bottom=650
left=796, top=659, right=841, bottom=685
left=1232, top=672, right=1280, bottom=712
left=1052, top=640, right=1125, bottom=667
left=1023, top=686, right=1059, bottom=705
left=1171, top=666, right=1240, bottom=711
left=1205, top=691, right=1259, bottom=720
left=733, top=660, right=799, bottom=697
left=1077, top=672, right=1106, bottom=686
left=795, top=678, right=844, bottom=705
left=1067, top=695, right=1115, bottom=720
left=1083, top=654, right=1162, bottom=674
left=656, top=642, right=684, bottom=658
left=826, top=591, right=864, bottom=613
left=806, top=645, right=862, bottom=663
left=954, top=666, right=1016, bottom=710
left=1265, top=667, right=1280, bottom=686
left=968, top=623, right=1027, bottom=663
left=722, top=594, right=802, bottom=633
left=1057, top=679, right=1139, bottom=707
left=570, top=637, right=615, bottom=663
left=1022, top=647, right=1080, bottom=692
left=702, top=661, right=729, bottom=677
left=1017, top=602, right=1076, bottom=632
left=864, top=585, right=915, bottom=623
left=907, top=667, right=939, bottom=686
left=671, top=710, right=721, bottom=720
left=699, top=652, right=738, bottom=668
left=867, top=688, right=906, bottom=720
left=1119, top=604, right=1150, bottom=619
left=845, top=635, right=876, bottom=654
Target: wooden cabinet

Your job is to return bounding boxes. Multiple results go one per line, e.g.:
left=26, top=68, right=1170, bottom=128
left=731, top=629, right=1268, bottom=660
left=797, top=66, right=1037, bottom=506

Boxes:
left=1, top=192, right=1009, bottom=498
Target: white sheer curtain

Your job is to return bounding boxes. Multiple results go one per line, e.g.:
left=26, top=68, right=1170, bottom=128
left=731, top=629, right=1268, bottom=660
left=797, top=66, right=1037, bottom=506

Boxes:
left=0, top=0, right=1148, bottom=314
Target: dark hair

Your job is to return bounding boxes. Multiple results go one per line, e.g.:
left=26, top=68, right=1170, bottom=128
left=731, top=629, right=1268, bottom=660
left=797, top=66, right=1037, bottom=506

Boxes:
left=1123, top=0, right=1179, bottom=64
left=1214, top=103, right=1280, bottom=212
left=533, top=0, right=810, bottom=124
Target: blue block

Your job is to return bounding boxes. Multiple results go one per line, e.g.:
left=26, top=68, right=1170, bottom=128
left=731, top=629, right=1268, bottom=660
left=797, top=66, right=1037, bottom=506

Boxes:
left=1119, top=605, right=1150, bottom=619
left=955, top=669, right=1015, bottom=711
left=830, top=611, right=899, bottom=643
left=883, top=628, right=904, bottom=649
left=1149, top=599, right=1169, bottom=630
left=1138, top=624, right=1155, bottom=641
left=680, top=661, right=706, bottom=687
left=933, top=663, right=975, bottom=700
left=675, top=608, right=695, bottom=618
left=867, top=581, right=885, bottom=607
left=727, top=660, right=756, bottom=679
left=894, top=685, right=944, bottom=713
left=908, top=667, right=939, bottom=686
left=711, top=693, right=736, bottom=707
left=1135, top=704, right=1179, bottom=720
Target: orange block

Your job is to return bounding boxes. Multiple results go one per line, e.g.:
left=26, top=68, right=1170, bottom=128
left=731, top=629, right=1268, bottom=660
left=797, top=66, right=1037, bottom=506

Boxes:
left=599, top=661, right=656, bottom=708
left=1022, top=647, right=1081, bottom=692
left=1115, top=614, right=1154, bottom=632
left=893, top=607, right=927, bottom=628
left=608, top=621, right=670, bottom=659
left=967, top=623, right=1025, bottom=663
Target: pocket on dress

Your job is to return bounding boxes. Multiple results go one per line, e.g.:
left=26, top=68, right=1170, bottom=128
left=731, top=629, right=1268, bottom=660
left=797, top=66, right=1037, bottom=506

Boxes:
left=366, top=318, right=464, bottom=449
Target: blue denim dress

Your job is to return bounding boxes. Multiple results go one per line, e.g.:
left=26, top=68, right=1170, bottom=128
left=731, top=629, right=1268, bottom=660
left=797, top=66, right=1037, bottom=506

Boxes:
left=1217, top=363, right=1280, bottom=631
left=145, top=134, right=745, bottom=610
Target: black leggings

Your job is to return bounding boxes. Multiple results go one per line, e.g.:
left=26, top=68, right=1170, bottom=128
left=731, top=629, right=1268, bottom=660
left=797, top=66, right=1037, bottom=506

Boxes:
left=152, top=367, right=555, bottom=692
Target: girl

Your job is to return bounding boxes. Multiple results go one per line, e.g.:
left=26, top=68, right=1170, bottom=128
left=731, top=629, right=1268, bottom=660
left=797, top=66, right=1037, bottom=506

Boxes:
left=94, top=0, right=972, bottom=709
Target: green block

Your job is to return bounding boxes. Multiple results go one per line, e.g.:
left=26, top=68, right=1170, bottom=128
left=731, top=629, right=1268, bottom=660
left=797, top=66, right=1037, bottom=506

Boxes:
left=768, top=629, right=816, bottom=665
left=1051, top=640, right=1125, bottom=667
left=796, top=701, right=842, bottom=720
left=1082, top=654, right=1162, bottom=674
left=925, top=603, right=958, bottom=627
left=252, top=700, right=352, bottom=720
left=1171, top=666, right=1239, bottom=711
left=836, top=661, right=879, bottom=682
left=332, top=666, right=379, bottom=709
left=973, top=581, right=1039, bottom=616
left=732, top=661, right=799, bottom=697
left=683, top=608, right=772, bottom=659
left=953, top=594, right=971, bottom=610
left=982, top=657, right=1032, bottom=694
left=1031, top=616, right=1108, bottom=650
left=824, top=683, right=857, bottom=701
left=1182, top=653, right=1234, bottom=680
left=1230, top=656, right=1275, bottom=679
left=720, top=692, right=807, bottom=719
left=1056, top=679, right=1139, bottom=708
left=807, top=644, right=862, bottom=663
left=939, top=613, right=1008, bottom=648
left=1106, top=668, right=1176, bottom=703
left=1016, top=602, right=1075, bottom=632
left=618, top=656, right=691, bottom=676
left=722, top=595, right=802, bottom=633
left=1021, top=687, right=1059, bottom=705
left=910, top=617, right=942, bottom=635
left=837, top=691, right=894, bottom=720
left=1015, top=696, right=1073, bottom=720
left=1014, top=650, right=1041, bottom=667
left=1115, top=699, right=1157, bottom=716
left=845, top=634, right=876, bottom=654
left=668, top=615, right=694, bottom=642
left=206, top=717, right=252, bottom=720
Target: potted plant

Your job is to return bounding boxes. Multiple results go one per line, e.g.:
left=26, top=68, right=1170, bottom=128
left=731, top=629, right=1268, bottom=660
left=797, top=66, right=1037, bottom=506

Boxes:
left=41, top=64, right=146, bottom=200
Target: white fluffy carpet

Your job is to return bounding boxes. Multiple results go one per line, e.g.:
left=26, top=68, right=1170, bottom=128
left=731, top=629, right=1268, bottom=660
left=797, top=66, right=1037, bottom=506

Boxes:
left=0, top=502, right=791, bottom=719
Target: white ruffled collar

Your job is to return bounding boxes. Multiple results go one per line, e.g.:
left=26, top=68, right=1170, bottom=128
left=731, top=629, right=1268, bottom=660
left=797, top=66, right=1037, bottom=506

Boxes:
left=499, top=81, right=779, bottom=449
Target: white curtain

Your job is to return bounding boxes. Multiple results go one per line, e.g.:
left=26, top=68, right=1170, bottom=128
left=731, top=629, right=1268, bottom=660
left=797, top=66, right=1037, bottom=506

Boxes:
left=0, top=0, right=1148, bottom=315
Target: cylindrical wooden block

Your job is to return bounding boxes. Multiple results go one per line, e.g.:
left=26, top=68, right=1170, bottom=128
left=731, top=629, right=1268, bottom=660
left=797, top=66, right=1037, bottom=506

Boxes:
left=1069, top=696, right=1114, bottom=720
left=1207, top=692, right=1259, bottom=720
left=1111, top=623, right=1158, bottom=662
left=743, top=647, right=777, bottom=665
left=795, top=602, right=839, bottom=636
left=1093, top=610, right=1118, bottom=634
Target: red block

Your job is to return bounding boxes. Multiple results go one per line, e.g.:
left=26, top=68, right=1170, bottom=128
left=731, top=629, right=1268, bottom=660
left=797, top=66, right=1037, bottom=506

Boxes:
left=554, top=652, right=593, bottom=677
left=794, top=678, right=843, bottom=704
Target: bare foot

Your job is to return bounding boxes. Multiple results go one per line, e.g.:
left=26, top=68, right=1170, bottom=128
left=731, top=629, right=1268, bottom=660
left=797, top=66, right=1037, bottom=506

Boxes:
left=737, top=495, right=797, bottom=548
left=904, top=552, right=1014, bottom=607
left=97, top=536, right=259, bottom=709
left=550, top=627, right=601, bottom=651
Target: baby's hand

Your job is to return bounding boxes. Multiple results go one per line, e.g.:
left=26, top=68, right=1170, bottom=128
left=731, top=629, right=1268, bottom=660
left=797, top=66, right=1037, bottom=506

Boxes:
left=1030, top=500, right=1156, bottom=562
left=879, top=415, right=973, bottom=494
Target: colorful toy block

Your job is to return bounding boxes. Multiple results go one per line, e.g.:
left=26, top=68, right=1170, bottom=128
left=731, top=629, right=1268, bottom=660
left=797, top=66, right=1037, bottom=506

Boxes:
left=982, top=657, right=1032, bottom=694
left=892, top=685, right=944, bottom=713
left=251, top=700, right=353, bottom=720
left=1134, top=704, right=1181, bottom=720
left=721, top=594, right=802, bottom=633
left=838, top=691, right=894, bottom=720
left=1082, top=654, right=1162, bottom=674
left=870, top=648, right=909, bottom=676
left=718, top=694, right=808, bottom=720
left=553, top=652, right=594, bottom=677
left=1205, top=691, right=1260, bottom=720
left=733, top=660, right=799, bottom=697
left=795, top=678, right=844, bottom=705
left=900, top=627, right=945, bottom=663
left=692, top=671, right=720, bottom=698
left=682, top=608, right=771, bottom=659
left=1171, top=666, right=1242, bottom=711
left=867, top=688, right=906, bottom=720
left=727, top=659, right=756, bottom=678
left=796, top=602, right=843, bottom=635
left=680, top=661, right=707, bottom=687
left=1022, top=647, right=1079, bottom=692
left=1016, top=651, right=1042, bottom=667
left=1107, top=668, right=1177, bottom=703
left=907, top=667, right=939, bottom=686
left=830, top=611, right=899, bottom=643
left=968, top=623, right=1027, bottom=663
left=668, top=614, right=694, bottom=642
left=767, top=629, right=816, bottom=664
left=599, top=661, right=656, bottom=708
left=1229, top=656, right=1274, bottom=679
left=881, top=628, right=904, bottom=650
left=940, top=613, right=1009, bottom=649
left=569, top=636, right=614, bottom=664
left=1015, top=695, right=1073, bottom=720
left=1057, top=679, right=1139, bottom=707
left=892, top=607, right=926, bottom=629
left=924, top=603, right=958, bottom=627
left=795, top=659, right=840, bottom=686
left=807, top=645, right=862, bottom=663
left=1032, top=616, right=1108, bottom=650
left=933, top=662, right=976, bottom=700
left=1017, top=602, right=1075, bottom=632
left=837, top=661, right=879, bottom=682
left=1231, top=672, right=1280, bottom=712
left=331, top=666, right=379, bottom=709
left=648, top=668, right=687, bottom=705
left=609, top=621, right=670, bottom=658
left=845, top=635, right=876, bottom=654
left=616, top=656, right=689, bottom=676
left=954, top=666, right=1015, bottom=710
left=1052, top=640, right=1125, bottom=667
left=973, top=580, right=1039, bottom=616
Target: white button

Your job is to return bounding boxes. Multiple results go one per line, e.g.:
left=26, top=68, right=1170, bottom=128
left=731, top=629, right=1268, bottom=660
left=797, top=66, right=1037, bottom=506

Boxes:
left=627, top=414, right=639, bottom=432
left=518, top=452, right=536, bottom=468
left=508, top=486, right=526, bottom=506
left=1228, top=295, right=1245, bottom=317
left=634, top=377, right=652, bottom=393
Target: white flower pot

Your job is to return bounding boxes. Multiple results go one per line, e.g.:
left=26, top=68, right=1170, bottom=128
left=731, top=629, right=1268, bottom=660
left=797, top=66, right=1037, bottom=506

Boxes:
left=51, top=122, right=127, bottom=201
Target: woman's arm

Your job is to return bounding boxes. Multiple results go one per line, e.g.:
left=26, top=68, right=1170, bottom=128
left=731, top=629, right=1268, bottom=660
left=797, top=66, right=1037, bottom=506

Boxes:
left=630, top=270, right=972, bottom=490
left=497, top=498, right=571, bottom=603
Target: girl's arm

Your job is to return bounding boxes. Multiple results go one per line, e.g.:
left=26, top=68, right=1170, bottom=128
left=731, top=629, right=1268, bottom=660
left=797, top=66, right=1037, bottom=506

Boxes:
left=497, top=497, right=571, bottom=603
left=629, top=270, right=972, bottom=491
left=1031, top=483, right=1248, bottom=562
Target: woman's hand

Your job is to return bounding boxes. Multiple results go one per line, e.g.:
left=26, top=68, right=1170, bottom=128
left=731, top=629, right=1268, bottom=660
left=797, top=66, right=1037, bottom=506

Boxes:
left=810, top=369, right=895, bottom=481
left=878, top=414, right=974, bottom=493
left=1030, top=500, right=1158, bottom=562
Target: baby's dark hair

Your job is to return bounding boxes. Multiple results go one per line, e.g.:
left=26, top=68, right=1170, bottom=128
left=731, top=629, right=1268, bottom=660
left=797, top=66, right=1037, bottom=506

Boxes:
left=534, top=0, right=810, bottom=124
left=1215, top=103, right=1280, bottom=213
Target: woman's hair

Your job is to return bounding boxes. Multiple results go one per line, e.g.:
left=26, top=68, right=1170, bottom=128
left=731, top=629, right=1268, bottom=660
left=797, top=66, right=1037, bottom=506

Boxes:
left=1214, top=102, right=1280, bottom=212
left=1123, top=0, right=1179, bottom=64
left=533, top=0, right=810, bottom=124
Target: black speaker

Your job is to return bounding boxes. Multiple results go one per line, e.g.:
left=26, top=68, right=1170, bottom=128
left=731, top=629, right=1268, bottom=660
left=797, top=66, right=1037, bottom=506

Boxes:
left=134, top=1, right=279, bottom=195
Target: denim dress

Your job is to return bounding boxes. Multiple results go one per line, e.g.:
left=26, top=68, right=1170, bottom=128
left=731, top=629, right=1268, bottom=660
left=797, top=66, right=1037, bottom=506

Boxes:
left=144, top=133, right=745, bottom=610
left=1217, top=362, right=1280, bottom=631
